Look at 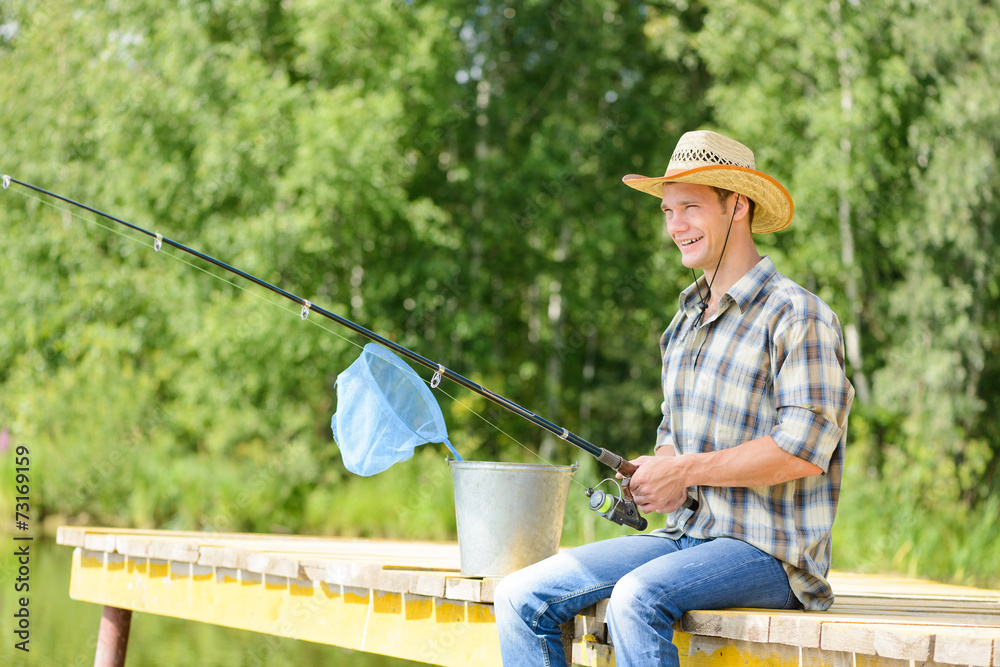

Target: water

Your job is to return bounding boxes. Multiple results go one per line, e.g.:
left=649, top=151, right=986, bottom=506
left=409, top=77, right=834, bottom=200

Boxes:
left=1, top=538, right=429, bottom=667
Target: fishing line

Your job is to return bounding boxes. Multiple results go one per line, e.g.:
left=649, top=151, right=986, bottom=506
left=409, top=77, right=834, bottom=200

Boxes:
left=5, top=179, right=588, bottom=488
left=692, top=193, right=740, bottom=315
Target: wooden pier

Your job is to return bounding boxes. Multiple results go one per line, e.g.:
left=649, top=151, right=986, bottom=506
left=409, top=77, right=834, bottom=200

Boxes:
left=58, top=527, right=1000, bottom=666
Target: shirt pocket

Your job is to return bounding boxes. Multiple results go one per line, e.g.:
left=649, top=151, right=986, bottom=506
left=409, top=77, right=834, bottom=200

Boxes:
left=714, top=360, right=772, bottom=447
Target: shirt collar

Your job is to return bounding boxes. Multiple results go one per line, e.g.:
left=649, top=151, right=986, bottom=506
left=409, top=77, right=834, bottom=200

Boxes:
left=678, top=255, right=777, bottom=318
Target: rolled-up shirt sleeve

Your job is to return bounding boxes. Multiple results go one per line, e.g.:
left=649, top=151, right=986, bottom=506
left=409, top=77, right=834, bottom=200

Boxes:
left=770, top=315, right=855, bottom=472
left=655, top=404, right=675, bottom=453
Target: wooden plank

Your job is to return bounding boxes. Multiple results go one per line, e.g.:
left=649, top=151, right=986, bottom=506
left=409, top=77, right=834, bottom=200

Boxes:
left=146, top=539, right=199, bottom=563
left=823, top=622, right=1000, bottom=666
left=680, top=609, right=770, bottom=644
left=933, top=628, right=998, bottom=667
left=871, top=625, right=934, bottom=661
left=245, top=552, right=302, bottom=579
left=580, top=599, right=609, bottom=624
left=410, top=572, right=448, bottom=598
left=834, top=600, right=1000, bottom=616
left=302, top=560, right=385, bottom=590
left=831, top=602, right=1000, bottom=617
left=115, top=536, right=153, bottom=559
left=446, top=577, right=483, bottom=603
left=68, top=547, right=502, bottom=667
left=570, top=636, right=615, bottom=667
left=687, top=606, right=997, bottom=635
left=681, top=606, right=1000, bottom=658
left=83, top=533, right=117, bottom=553
left=821, top=621, right=875, bottom=654
left=769, top=612, right=821, bottom=648
left=57, top=527, right=1000, bottom=667
left=801, top=647, right=853, bottom=667
left=574, top=612, right=608, bottom=644
left=480, top=578, right=501, bottom=604
left=821, top=620, right=963, bottom=661
left=58, top=527, right=465, bottom=568
left=197, top=545, right=250, bottom=570
left=62, top=528, right=1000, bottom=619
left=56, top=526, right=88, bottom=547
left=830, top=570, right=1000, bottom=615
left=70, top=528, right=1000, bottom=612
left=377, top=569, right=419, bottom=596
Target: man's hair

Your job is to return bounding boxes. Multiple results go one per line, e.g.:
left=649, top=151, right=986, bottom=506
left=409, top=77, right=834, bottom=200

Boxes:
left=710, top=186, right=756, bottom=226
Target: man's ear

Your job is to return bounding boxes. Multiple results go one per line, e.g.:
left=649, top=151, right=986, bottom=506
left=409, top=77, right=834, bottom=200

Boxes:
left=733, top=194, right=752, bottom=224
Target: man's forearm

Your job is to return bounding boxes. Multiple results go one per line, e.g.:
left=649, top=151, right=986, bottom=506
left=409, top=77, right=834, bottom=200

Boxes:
left=678, top=435, right=823, bottom=488
left=628, top=436, right=823, bottom=514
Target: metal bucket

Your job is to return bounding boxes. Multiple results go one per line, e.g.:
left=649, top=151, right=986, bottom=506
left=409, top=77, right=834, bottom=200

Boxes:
left=448, top=459, right=578, bottom=577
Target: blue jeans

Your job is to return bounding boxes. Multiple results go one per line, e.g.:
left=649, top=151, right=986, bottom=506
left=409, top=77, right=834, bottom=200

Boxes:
left=493, top=534, right=800, bottom=666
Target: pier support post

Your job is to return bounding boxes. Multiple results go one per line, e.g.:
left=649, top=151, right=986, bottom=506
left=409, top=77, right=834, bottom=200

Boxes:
left=94, top=605, right=132, bottom=667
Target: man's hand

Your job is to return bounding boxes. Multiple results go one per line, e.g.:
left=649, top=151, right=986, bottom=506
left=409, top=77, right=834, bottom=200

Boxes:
left=623, top=453, right=690, bottom=515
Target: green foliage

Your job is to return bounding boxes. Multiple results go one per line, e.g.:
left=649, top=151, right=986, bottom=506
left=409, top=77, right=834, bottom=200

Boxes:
left=0, top=0, right=997, bottom=588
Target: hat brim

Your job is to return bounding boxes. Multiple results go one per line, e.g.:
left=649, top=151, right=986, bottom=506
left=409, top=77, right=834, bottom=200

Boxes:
left=622, top=165, right=793, bottom=234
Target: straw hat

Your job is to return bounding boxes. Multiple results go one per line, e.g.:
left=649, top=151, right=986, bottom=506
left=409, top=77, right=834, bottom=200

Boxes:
left=622, top=130, right=793, bottom=233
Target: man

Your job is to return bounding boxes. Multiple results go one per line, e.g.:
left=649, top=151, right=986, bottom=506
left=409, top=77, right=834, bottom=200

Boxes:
left=494, top=130, right=855, bottom=666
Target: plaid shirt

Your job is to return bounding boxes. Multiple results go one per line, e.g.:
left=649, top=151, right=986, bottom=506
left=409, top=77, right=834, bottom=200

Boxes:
left=656, top=256, right=854, bottom=610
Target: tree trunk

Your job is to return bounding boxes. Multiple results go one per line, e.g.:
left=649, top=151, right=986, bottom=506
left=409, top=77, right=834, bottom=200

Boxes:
left=831, top=0, right=871, bottom=405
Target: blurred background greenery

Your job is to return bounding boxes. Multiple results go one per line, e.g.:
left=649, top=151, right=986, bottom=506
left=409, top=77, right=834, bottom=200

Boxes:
left=1, top=0, right=997, bottom=635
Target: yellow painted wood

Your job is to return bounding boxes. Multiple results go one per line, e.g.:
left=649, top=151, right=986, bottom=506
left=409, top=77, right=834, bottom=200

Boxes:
left=853, top=654, right=910, bottom=667
left=69, top=549, right=501, bottom=667
left=59, top=528, right=1000, bottom=667
left=570, top=636, right=617, bottom=666
left=678, top=631, right=801, bottom=667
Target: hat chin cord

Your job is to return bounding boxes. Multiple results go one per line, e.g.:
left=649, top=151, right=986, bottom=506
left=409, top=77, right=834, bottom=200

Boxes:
left=692, top=194, right=739, bottom=315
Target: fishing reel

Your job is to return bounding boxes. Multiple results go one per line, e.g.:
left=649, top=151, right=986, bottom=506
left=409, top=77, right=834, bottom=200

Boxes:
left=585, top=479, right=647, bottom=531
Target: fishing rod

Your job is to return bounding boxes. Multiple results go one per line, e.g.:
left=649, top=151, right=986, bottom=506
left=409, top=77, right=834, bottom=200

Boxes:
left=3, top=174, right=698, bottom=531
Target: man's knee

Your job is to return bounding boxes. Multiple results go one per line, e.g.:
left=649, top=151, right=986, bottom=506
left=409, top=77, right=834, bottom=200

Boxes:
left=493, top=574, right=517, bottom=610
left=607, top=570, right=681, bottom=624
left=608, top=570, right=645, bottom=613
left=494, top=568, right=536, bottom=619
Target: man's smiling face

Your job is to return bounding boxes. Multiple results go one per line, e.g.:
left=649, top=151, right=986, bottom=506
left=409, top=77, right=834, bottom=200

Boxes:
left=661, top=182, right=735, bottom=272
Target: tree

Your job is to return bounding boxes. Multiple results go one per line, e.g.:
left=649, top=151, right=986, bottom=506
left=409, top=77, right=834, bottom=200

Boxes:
left=0, top=0, right=461, bottom=534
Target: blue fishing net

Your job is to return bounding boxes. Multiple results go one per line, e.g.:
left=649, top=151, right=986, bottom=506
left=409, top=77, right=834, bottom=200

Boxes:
left=331, top=343, right=460, bottom=476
